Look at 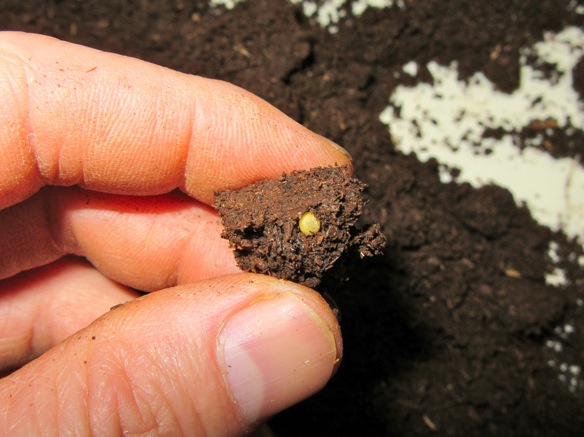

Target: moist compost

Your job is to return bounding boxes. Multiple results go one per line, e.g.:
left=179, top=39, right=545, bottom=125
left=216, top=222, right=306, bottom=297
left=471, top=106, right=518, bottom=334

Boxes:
left=2, top=1, right=583, bottom=436
left=215, top=166, right=385, bottom=288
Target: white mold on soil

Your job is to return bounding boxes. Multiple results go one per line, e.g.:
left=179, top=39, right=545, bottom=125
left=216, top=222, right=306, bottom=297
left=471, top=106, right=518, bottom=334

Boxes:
left=380, top=27, right=584, bottom=246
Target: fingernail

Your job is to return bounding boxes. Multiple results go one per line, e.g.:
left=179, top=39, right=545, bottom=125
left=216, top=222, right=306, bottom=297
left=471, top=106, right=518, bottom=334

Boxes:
left=218, top=292, right=340, bottom=424
left=325, top=137, right=352, bottom=160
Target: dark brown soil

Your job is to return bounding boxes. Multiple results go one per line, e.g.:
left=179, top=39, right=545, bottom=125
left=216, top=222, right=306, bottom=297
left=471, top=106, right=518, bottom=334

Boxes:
left=215, top=166, right=385, bottom=288
left=2, top=1, right=584, bottom=436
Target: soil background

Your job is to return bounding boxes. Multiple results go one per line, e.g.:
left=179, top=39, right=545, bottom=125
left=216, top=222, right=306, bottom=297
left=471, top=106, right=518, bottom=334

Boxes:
left=2, top=1, right=584, bottom=435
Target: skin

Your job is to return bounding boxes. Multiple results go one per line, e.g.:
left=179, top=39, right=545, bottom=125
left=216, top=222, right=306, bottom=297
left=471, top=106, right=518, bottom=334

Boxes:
left=0, top=32, right=350, bottom=436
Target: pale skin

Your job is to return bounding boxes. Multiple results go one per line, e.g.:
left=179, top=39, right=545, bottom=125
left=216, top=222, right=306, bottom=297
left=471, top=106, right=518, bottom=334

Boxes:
left=0, top=32, right=349, bottom=435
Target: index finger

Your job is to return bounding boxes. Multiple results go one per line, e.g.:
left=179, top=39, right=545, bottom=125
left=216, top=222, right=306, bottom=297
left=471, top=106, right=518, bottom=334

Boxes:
left=0, top=32, right=351, bottom=209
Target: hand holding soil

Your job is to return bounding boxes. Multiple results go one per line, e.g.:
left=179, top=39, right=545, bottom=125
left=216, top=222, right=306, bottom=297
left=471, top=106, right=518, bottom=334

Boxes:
left=4, top=2, right=583, bottom=434
left=0, top=32, right=346, bottom=436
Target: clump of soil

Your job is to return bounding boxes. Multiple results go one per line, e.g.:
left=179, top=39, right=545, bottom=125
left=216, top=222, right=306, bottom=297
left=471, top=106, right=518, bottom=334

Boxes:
left=215, top=166, right=385, bottom=288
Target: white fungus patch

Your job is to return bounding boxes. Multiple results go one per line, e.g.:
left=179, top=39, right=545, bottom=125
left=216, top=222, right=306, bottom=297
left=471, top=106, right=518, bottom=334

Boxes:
left=546, top=267, right=569, bottom=287
left=380, top=27, right=584, bottom=247
left=351, top=0, right=404, bottom=16
left=289, top=0, right=404, bottom=32
left=209, top=0, right=245, bottom=9
left=546, top=339, right=564, bottom=353
left=402, top=60, right=418, bottom=77
left=289, top=0, right=347, bottom=33
left=377, top=26, right=584, bottom=394
left=548, top=241, right=562, bottom=264
left=567, top=0, right=584, bottom=15
left=546, top=241, right=570, bottom=286
left=211, top=0, right=404, bottom=32
left=548, top=324, right=583, bottom=393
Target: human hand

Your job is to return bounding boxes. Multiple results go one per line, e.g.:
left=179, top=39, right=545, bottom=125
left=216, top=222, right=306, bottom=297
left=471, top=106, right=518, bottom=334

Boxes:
left=0, top=32, right=349, bottom=435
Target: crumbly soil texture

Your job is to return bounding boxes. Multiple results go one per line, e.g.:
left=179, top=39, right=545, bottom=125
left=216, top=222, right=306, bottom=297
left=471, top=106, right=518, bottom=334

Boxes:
left=215, top=166, right=385, bottom=288
left=3, top=1, right=584, bottom=436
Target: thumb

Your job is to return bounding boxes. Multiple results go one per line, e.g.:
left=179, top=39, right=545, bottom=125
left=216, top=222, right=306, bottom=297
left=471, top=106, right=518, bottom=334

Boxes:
left=0, top=274, right=342, bottom=436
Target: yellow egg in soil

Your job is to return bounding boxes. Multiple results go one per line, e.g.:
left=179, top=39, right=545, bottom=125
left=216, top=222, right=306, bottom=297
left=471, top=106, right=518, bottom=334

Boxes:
left=299, top=211, right=321, bottom=236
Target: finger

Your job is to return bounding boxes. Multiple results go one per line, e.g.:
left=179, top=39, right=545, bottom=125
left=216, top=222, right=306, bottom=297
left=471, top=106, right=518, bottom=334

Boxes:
left=0, top=274, right=342, bottom=435
left=0, top=32, right=351, bottom=209
left=0, top=187, right=241, bottom=285
left=0, top=257, right=138, bottom=373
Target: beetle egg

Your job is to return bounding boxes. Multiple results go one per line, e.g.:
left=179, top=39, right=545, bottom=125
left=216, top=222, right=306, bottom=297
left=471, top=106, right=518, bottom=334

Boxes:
left=299, top=211, right=321, bottom=236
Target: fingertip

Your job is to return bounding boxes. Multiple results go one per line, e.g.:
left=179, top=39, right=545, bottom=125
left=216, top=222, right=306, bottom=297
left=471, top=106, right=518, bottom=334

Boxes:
left=321, top=136, right=353, bottom=168
left=216, top=277, right=343, bottom=425
left=179, top=78, right=353, bottom=204
left=267, top=278, right=343, bottom=362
